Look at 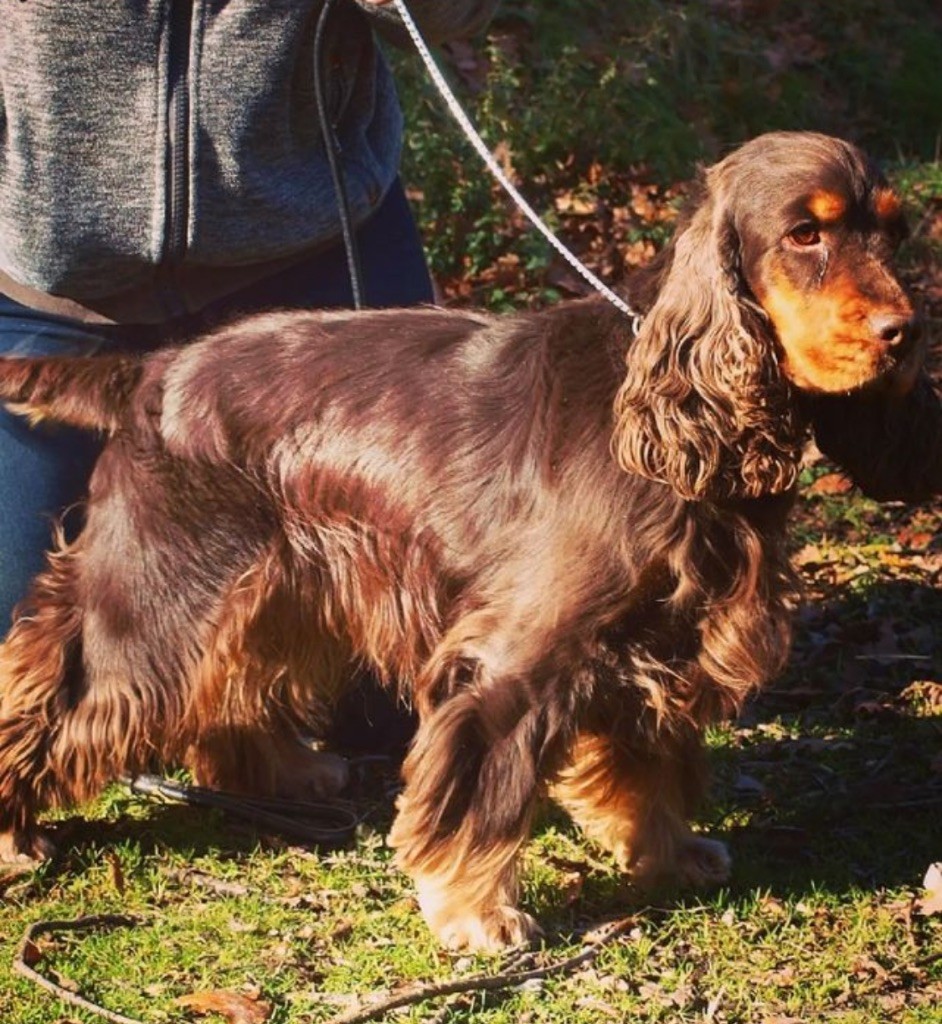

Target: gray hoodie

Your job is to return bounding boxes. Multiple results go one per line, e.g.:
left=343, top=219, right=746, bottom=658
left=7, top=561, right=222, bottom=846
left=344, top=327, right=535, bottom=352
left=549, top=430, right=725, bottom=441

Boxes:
left=0, top=0, right=497, bottom=322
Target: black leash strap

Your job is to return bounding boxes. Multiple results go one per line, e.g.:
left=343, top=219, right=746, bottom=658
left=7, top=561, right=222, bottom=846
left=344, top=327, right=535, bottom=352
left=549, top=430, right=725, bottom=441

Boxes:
left=127, top=774, right=360, bottom=847
left=314, top=0, right=367, bottom=309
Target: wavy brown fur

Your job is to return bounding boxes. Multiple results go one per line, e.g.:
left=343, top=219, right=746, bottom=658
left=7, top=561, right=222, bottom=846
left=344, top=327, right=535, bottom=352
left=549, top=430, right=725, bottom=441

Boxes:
left=0, top=132, right=939, bottom=946
left=613, top=180, right=804, bottom=501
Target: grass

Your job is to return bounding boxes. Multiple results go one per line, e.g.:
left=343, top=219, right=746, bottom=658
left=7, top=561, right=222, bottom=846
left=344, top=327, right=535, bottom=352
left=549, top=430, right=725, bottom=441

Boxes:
left=1, top=681, right=940, bottom=1024
left=2, top=2, right=942, bottom=1021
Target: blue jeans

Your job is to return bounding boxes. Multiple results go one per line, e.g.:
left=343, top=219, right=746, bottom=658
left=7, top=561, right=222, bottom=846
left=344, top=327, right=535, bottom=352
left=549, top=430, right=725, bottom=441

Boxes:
left=0, top=181, right=433, bottom=633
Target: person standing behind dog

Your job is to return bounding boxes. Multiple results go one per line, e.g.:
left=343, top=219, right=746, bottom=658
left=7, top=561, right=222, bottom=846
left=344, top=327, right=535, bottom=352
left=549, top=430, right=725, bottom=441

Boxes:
left=0, top=0, right=497, bottom=633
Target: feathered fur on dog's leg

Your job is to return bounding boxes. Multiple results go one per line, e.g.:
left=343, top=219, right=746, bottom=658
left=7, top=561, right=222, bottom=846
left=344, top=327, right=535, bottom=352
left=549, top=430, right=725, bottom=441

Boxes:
left=389, top=686, right=544, bottom=951
left=0, top=354, right=141, bottom=433
left=388, top=622, right=565, bottom=953
left=0, top=538, right=83, bottom=861
left=184, top=548, right=349, bottom=800
left=551, top=729, right=730, bottom=889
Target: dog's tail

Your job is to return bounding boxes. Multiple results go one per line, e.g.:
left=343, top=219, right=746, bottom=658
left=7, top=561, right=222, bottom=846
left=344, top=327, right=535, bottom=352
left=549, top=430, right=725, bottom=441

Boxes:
left=0, top=355, right=143, bottom=434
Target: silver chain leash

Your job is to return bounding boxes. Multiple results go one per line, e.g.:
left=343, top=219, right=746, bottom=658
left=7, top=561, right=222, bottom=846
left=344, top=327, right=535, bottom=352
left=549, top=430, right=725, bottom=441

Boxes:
left=390, top=0, right=642, bottom=323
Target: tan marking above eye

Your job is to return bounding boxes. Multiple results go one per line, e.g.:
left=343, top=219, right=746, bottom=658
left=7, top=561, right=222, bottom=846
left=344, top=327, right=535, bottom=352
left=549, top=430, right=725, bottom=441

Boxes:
left=807, top=190, right=847, bottom=223
left=873, top=187, right=902, bottom=221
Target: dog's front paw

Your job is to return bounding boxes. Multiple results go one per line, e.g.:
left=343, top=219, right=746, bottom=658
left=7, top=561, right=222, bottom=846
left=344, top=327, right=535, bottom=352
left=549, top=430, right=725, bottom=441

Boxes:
left=300, top=750, right=350, bottom=799
left=676, top=836, right=731, bottom=887
left=434, top=905, right=543, bottom=953
left=630, top=834, right=731, bottom=890
left=0, top=826, right=55, bottom=864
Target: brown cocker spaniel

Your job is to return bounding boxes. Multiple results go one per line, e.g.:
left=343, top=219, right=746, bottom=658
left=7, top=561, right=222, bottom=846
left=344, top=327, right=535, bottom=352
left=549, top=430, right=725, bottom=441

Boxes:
left=0, top=132, right=939, bottom=950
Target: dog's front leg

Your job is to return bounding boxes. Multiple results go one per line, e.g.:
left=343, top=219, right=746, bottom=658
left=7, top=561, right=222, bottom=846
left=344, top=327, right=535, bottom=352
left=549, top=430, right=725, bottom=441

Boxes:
left=388, top=682, right=547, bottom=952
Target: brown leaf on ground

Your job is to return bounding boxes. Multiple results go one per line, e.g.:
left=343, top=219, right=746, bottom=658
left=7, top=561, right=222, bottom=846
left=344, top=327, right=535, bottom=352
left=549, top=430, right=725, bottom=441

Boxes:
left=897, top=526, right=936, bottom=550
left=546, top=262, right=593, bottom=297
left=0, top=863, right=35, bottom=894
left=48, top=969, right=82, bottom=994
left=808, top=472, right=854, bottom=495
left=175, top=990, right=272, bottom=1023
left=628, top=183, right=661, bottom=222
left=560, top=870, right=585, bottom=905
left=619, top=238, right=658, bottom=267
left=105, top=849, right=126, bottom=896
left=574, top=996, right=621, bottom=1018
left=902, top=681, right=942, bottom=710
left=793, top=543, right=826, bottom=567
left=491, top=140, right=516, bottom=181
left=758, top=895, right=788, bottom=919
left=19, top=938, right=43, bottom=967
left=554, top=191, right=598, bottom=216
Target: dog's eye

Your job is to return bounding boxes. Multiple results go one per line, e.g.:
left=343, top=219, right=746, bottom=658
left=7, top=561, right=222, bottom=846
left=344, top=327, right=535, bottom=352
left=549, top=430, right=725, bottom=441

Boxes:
left=787, top=223, right=822, bottom=247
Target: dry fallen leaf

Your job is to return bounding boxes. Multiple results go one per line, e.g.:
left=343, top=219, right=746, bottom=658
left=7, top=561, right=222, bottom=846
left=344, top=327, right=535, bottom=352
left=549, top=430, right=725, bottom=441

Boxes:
left=915, top=862, right=942, bottom=917
left=902, top=681, right=942, bottom=711
left=758, top=895, right=788, bottom=919
left=897, top=527, right=935, bottom=550
left=554, top=191, right=598, bottom=216
left=19, top=938, right=43, bottom=967
left=574, top=996, right=621, bottom=1018
left=48, top=969, right=82, bottom=994
left=175, top=989, right=272, bottom=1024
left=808, top=472, right=853, bottom=495
left=560, top=869, right=585, bottom=905
left=105, top=849, right=125, bottom=896
left=793, top=543, right=825, bottom=567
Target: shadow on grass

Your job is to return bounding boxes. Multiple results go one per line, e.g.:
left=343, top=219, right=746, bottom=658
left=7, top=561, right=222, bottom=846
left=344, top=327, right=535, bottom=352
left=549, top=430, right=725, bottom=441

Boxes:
left=714, top=578, right=941, bottom=900
left=534, top=577, right=942, bottom=927
left=44, top=802, right=273, bottom=867
left=713, top=716, right=941, bottom=897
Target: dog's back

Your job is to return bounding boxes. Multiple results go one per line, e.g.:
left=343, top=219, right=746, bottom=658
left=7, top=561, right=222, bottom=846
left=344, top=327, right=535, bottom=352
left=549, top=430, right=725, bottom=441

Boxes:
left=0, top=299, right=642, bottom=859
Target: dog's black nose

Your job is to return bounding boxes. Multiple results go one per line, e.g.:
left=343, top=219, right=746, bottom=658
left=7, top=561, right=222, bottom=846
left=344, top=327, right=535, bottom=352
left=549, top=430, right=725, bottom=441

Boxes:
left=872, top=311, right=918, bottom=349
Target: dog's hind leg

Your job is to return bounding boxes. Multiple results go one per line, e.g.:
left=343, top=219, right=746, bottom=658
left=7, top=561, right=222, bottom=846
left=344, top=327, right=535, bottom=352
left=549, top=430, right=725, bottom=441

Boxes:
left=0, top=542, right=84, bottom=861
left=551, top=728, right=730, bottom=889
left=183, top=550, right=349, bottom=800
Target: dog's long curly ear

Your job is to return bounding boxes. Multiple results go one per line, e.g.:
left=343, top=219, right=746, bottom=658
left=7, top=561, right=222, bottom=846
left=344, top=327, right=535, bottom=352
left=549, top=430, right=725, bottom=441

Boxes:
left=613, top=177, right=803, bottom=501
left=808, top=373, right=942, bottom=502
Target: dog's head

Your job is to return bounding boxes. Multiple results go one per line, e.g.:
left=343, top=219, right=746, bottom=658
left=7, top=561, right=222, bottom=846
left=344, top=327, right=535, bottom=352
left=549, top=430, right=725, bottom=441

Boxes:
left=613, top=131, right=922, bottom=502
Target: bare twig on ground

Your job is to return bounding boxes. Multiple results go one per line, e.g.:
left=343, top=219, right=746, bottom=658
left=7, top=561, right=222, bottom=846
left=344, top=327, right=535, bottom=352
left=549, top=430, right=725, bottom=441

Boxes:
left=13, top=914, right=145, bottom=1024
left=166, top=866, right=251, bottom=897
left=13, top=911, right=637, bottom=1024
left=323, top=916, right=639, bottom=1024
